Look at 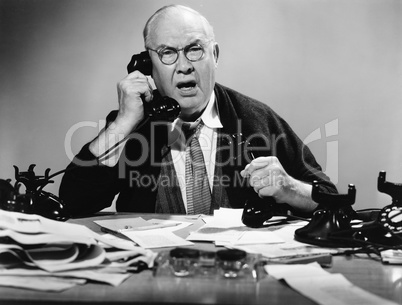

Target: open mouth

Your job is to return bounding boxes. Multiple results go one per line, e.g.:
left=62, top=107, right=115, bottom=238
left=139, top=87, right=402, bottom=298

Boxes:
left=177, top=81, right=197, bottom=90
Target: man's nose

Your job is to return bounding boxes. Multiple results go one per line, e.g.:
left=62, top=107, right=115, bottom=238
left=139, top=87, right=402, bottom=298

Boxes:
left=176, top=51, right=194, bottom=74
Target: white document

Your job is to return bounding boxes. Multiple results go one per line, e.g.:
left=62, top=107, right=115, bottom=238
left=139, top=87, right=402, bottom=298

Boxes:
left=234, top=242, right=336, bottom=259
left=94, top=217, right=150, bottom=232
left=0, top=209, right=94, bottom=237
left=187, top=226, right=248, bottom=243
left=232, top=222, right=338, bottom=259
left=94, top=218, right=193, bottom=249
left=265, top=263, right=398, bottom=305
left=123, top=229, right=194, bottom=249
left=146, top=218, right=193, bottom=232
left=234, top=231, right=284, bottom=245
left=205, top=208, right=245, bottom=226
left=187, top=208, right=284, bottom=245
left=265, top=262, right=328, bottom=279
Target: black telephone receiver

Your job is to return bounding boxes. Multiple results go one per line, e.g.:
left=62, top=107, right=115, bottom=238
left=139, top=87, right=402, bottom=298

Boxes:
left=127, top=51, right=180, bottom=122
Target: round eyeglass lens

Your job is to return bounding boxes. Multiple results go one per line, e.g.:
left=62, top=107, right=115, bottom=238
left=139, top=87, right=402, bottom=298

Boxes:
left=160, top=48, right=178, bottom=65
left=186, top=45, right=204, bottom=61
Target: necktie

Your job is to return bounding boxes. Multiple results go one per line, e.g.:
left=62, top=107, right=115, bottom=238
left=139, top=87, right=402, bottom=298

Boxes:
left=183, top=121, right=212, bottom=215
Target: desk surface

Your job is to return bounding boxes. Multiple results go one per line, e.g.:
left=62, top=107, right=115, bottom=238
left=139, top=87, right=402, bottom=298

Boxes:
left=1, top=213, right=402, bottom=305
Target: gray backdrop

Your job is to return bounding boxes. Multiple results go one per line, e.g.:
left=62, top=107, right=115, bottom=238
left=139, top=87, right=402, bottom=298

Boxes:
left=1, top=0, right=401, bottom=211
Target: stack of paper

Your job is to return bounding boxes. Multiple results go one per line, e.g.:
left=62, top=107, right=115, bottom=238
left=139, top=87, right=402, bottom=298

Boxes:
left=0, top=210, right=157, bottom=292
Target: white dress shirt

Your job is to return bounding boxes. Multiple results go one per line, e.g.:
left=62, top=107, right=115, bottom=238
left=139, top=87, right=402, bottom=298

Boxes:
left=167, top=91, right=223, bottom=211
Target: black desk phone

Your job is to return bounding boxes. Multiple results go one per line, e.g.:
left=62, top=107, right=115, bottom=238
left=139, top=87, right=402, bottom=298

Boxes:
left=127, top=51, right=180, bottom=122
left=0, top=165, right=69, bottom=221
left=294, top=171, right=402, bottom=249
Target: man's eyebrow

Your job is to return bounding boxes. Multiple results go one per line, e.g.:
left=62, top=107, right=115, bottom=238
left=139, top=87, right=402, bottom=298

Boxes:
left=154, top=38, right=209, bottom=50
left=152, top=44, right=168, bottom=50
left=192, top=38, right=210, bottom=44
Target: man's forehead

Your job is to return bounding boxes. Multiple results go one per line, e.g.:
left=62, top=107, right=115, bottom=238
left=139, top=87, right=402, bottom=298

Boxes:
left=150, top=10, right=209, bottom=46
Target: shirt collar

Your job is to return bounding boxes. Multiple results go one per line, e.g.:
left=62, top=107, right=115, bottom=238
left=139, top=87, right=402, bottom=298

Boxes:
left=178, top=91, right=222, bottom=129
left=200, top=90, right=223, bottom=129
left=167, top=91, right=222, bottom=145
left=171, top=91, right=222, bottom=129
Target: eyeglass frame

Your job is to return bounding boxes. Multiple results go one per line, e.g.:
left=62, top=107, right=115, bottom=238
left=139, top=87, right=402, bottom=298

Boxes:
left=147, top=40, right=214, bottom=65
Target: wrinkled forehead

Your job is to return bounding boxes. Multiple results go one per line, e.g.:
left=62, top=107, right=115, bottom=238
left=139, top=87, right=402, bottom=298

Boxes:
left=149, top=9, right=212, bottom=48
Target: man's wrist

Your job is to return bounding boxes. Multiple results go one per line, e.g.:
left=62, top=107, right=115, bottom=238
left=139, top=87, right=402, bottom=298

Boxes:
left=281, top=178, right=316, bottom=212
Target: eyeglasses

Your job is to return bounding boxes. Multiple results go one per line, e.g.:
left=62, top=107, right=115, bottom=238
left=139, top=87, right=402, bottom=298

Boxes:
left=147, top=41, right=212, bottom=65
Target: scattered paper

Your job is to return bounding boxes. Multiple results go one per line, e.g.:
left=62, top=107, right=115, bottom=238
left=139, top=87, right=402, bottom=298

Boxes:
left=95, top=218, right=194, bottom=249
left=187, top=208, right=284, bottom=246
left=234, top=231, right=284, bottom=245
left=0, top=210, right=95, bottom=237
left=123, top=230, right=194, bottom=249
left=146, top=218, right=193, bottom=232
left=187, top=225, right=248, bottom=244
left=265, top=262, right=328, bottom=279
left=265, top=263, right=398, bottom=305
left=94, top=217, right=150, bottom=233
left=0, top=210, right=157, bottom=292
left=231, top=222, right=338, bottom=259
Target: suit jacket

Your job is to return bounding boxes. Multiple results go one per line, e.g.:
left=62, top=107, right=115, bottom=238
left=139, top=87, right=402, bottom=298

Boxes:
left=59, top=83, right=337, bottom=217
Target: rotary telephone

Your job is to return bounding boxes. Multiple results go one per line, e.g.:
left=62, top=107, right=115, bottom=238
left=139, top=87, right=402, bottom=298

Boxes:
left=127, top=51, right=180, bottom=122
left=241, top=166, right=402, bottom=250
left=293, top=171, right=402, bottom=249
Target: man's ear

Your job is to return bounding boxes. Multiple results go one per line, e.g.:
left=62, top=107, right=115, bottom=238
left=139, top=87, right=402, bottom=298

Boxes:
left=213, top=43, right=220, bottom=66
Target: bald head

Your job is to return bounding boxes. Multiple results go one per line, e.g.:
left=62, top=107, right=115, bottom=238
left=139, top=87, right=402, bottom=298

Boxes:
left=141, top=5, right=219, bottom=121
left=143, top=5, right=215, bottom=49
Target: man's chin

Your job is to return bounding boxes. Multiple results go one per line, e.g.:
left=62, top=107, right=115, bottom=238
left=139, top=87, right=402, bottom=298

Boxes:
left=178, top=101, right=209, bottom=122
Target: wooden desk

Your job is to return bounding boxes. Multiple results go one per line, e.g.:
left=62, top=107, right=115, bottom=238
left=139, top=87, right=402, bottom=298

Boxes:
left=1, top=213, right=402, bottom=305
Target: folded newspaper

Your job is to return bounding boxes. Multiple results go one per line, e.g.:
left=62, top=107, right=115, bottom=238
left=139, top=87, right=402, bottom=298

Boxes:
left=0, top=209, right=157, bottom=291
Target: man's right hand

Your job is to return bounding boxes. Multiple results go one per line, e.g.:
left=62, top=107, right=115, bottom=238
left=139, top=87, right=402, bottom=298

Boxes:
left=115, top=70, right=154, bottom=134
left=88, top=71, right=154, bottom=163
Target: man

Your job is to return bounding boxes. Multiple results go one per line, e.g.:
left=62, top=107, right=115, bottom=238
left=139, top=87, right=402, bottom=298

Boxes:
left=59, top=5, right=337, bottom=218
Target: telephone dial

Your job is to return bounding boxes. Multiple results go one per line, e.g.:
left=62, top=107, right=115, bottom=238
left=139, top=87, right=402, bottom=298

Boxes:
left=127, top=51, right=180, bottom=122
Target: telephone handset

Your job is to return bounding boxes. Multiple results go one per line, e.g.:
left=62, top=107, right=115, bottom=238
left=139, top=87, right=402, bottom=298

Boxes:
left=127, top=51, right=181, bottom=122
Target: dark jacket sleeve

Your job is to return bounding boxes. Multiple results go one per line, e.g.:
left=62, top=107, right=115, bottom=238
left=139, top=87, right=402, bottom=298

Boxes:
left=242, top=90, right=337, bottom=194
left=59, top=143, right=121, bottom=217
left=214, top=83, right=338, bottom=217
left=59, top=112, right=121, bottom=217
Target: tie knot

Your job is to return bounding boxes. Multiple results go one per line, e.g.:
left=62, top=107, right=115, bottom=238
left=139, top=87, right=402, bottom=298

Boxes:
left=182, top=120, right=203, bottom=141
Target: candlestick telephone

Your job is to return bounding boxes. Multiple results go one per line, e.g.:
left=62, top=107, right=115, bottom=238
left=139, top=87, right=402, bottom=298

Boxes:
left=127, top=51, right=180, bottom=122
left=0, top=165, right=70, bottom=221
